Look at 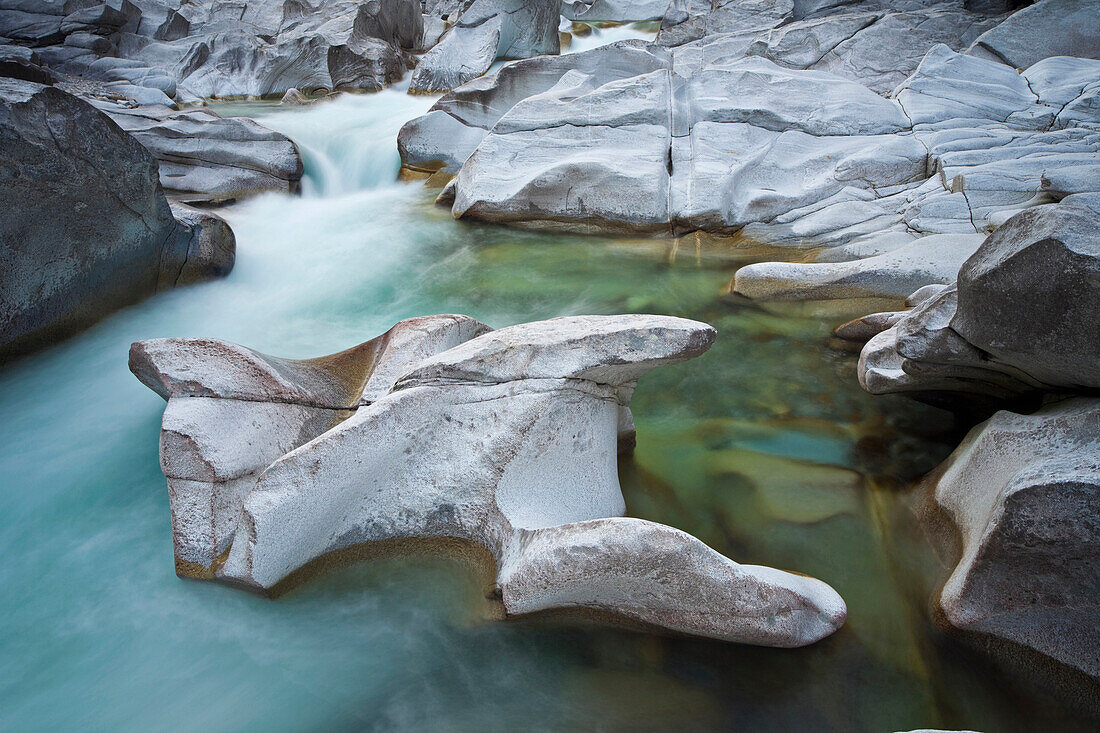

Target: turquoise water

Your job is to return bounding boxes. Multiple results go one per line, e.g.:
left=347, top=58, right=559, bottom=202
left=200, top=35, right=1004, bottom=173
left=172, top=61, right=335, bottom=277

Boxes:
left=0, top=90, right=1088, bottom=731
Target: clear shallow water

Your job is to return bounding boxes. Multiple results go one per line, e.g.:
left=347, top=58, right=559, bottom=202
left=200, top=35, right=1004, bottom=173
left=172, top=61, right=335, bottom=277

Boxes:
left=0, top=90, right=1088, bottom=732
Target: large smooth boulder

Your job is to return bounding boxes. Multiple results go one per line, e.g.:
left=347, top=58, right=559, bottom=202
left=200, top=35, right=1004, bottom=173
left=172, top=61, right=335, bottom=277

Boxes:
left=133, top=313, right=849, bottom=647
left=0, top=79, right=229, bottom=356
left=952, top=203, right=1100, bottom=391
left=925, top=398, right=1100, bottom=680
left=967, top=0, right=1100, bottom=68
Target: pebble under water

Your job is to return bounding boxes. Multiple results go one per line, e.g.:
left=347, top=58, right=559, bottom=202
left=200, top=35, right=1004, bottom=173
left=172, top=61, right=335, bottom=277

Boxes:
left=0, top=88, right=1088, bottom=732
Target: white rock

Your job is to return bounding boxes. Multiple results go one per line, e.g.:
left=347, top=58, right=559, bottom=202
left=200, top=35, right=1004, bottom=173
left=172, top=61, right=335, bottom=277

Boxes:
left=733, top=233, right=984, bottom=301
left=134, top=313, right=849, bottom=647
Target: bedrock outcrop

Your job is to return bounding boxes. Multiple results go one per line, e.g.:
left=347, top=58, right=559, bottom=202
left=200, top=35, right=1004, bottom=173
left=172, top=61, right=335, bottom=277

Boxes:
left=0, top=0, right=423, bottom=103
left=0, top=78, right=232, bottom=356
left=408, top=0, right=563, bottom=93
left=89, top=99, right=303, bottom=203
left=402, top=40, right=1100, bottom=241
left=131, top=313, right=848, bottom=647
left=920, top=398, right=1100, bottom=681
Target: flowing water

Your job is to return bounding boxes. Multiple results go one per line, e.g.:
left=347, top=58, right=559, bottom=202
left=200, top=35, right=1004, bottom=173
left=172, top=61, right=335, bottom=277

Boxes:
left=0, top=83, right=1088, bottom=731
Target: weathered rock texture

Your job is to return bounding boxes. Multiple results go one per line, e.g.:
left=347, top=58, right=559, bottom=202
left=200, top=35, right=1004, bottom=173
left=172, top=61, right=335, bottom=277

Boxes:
left=923, top=398, right=1100, bottom=681
left=0, top=0, right=422, bottom=103
left=131, top=313, right=848, bottom=647
left=401, top=39, right=1100, bottom=241
left=858, top=203, right=1100, bottom=403
left=0, top=78, right=231, bottom=356
left=398, top=1, right=1098, bottom=311
left=408, top=0, right=563, bottom=93
left=90, top=100, right=303, bottom=203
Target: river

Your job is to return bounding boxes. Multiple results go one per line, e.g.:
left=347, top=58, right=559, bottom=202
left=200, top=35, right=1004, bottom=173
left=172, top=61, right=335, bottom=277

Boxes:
left=0, top=57, right=1082, bottom=731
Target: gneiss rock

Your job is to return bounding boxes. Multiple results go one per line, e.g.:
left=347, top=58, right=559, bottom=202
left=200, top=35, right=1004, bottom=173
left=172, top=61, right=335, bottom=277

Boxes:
left=733, top=233, right=984, bottom=301
left=0, top=79, right=231, bottom=357
left=132, top=314, right=848, bottom=646
left=952, top=203, right=1100, bottom=392
left=923, top=397, right=1100, bottom=681
left=408, top=0, right=563, bottom=93
left=966, top=0, right=1100, bottom=68
left=88, top=100, right=304, bottom=204
left=1, top=0, right=421, bottom=103
left=858, top=203, right=1100, bottom=403
left=129, top=314, right=493, bottom=571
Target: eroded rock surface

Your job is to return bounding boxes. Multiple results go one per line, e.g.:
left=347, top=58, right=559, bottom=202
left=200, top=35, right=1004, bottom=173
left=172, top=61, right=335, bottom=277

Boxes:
left=0, top=0, right=421, bottom=103
left=90, top=100, right=303, bottom=203
left=132, top=313, right=848, bottom=647
left=924, top=398, right=1100, bottom=680
left=408, top=0, right=563, bottom=93
left=402, top=40, right=1100, bottom=242
left=858, top=204, right=1100, bottom=402
left=0, top=78, right=231, bottom=356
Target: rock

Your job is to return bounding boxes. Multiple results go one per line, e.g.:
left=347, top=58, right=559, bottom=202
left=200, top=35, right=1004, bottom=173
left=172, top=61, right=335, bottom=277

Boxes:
left=88, top=100, right=303, bottom=203
left=133, top=313, right=848, bottom=646
left=925, top=398, right=1100, bottom=680
left=499, top=517, right=847, bottom=647
left=446, top=54, right=930, bottom=235
left=408, top=0, right=562, bottom=93
left=967, top=0, right=1100, bottom=68
left=167, top=202, right=235, bottom=285
left=0, top=43, right=57, bottom=84
left=399, top=40, right=668, bottom=174
left=562, top=0, right=669, bottom=22
left=352, top=0, right=424, bottom=50
left=279, top=87, right=309, bottom=105
left=952, top=203, right=1100, bottom=391
left=129, top=314, right=490, bottom=571
left=2, top=0, right=419, bottom=103
left=412, top=33, right=1100, bottom=241
left=733, top=234, right=984, bottom=301
left=856, top=203, right=1100, bottom=404
left=0, top=79, right=224, bottom=357
left=833, top=311, right=905, bottom=343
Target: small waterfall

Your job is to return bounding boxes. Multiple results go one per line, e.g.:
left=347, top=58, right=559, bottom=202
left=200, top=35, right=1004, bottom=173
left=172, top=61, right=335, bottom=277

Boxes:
left=241, top=88, right=437, bottom=197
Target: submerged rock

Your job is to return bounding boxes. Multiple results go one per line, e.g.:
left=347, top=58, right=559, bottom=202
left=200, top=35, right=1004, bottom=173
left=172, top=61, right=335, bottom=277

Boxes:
left=0, top=79, right=231, bottom=357
left=923, top=398, right=1100, bottom=681
left=132, top=313, right=848, bottom=647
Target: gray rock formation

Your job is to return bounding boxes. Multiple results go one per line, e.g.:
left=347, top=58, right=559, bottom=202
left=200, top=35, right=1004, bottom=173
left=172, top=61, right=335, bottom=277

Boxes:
left=924, top=398, right=1100, bottom=680
left=408, top=0, right=563, bottom=93
left=0, top=78, right=231, bottom=356
left=967, top=0, right=1100, bottom=68
left=858, top=204, right=1100, bottom=402
left=131, top=313, right=849, bottom=647
left=733, top=234, right=984, bottom=301
left=562, top=0, right=669, bottom=22
left=402, top=38, right=1100, bottom=240
left=88, top=100, right=303, bottom=203
left=0, top=0, right=421, bottom=103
